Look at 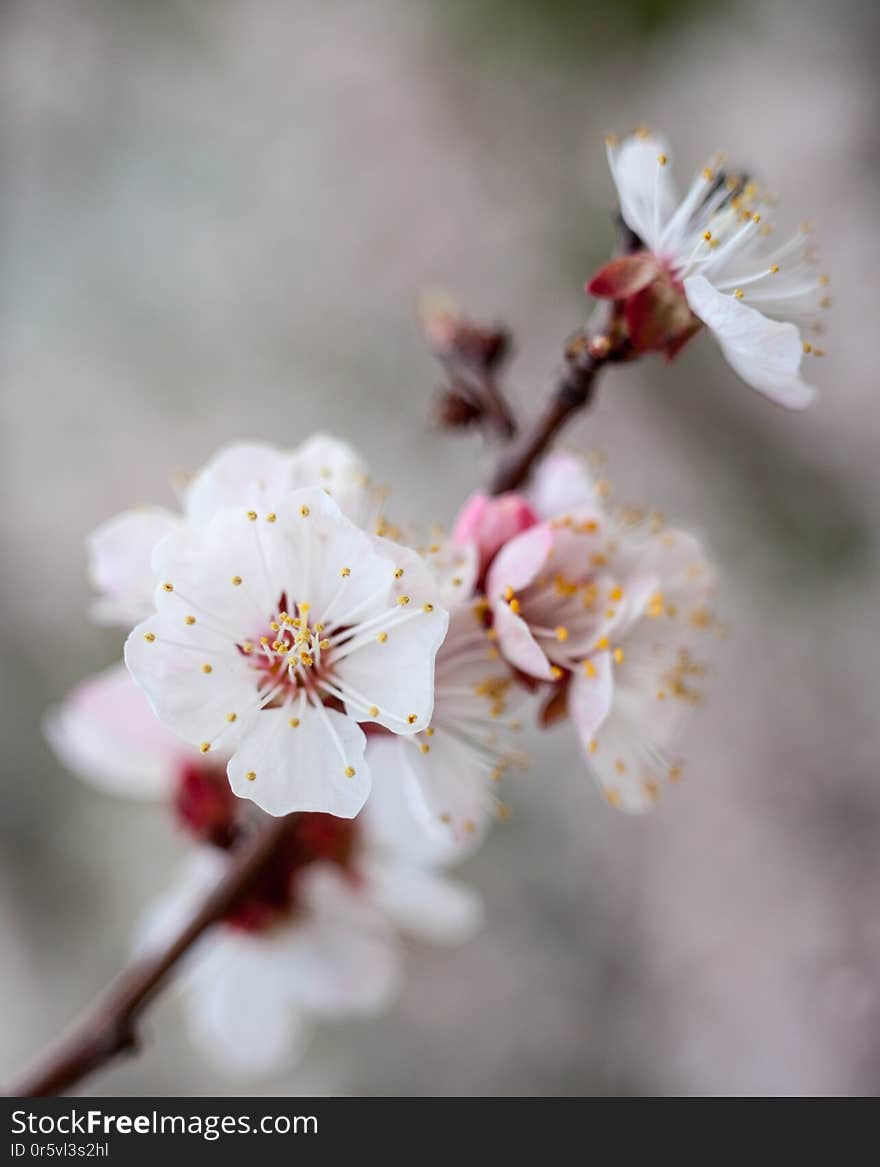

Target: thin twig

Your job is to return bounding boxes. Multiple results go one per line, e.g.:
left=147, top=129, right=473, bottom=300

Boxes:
left=7, top=813, right=292, bottom=1097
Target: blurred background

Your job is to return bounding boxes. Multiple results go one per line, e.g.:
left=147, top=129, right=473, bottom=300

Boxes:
left=2, top=0, right=879, bottom=1096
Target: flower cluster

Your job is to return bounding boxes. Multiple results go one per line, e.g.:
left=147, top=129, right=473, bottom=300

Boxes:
left=43, top=127, right=823, bottom=1082
left=589, top=129, right=828, bottom=407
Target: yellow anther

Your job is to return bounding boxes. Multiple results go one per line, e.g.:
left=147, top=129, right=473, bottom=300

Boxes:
left=162, top=582, right=173, bottom=592
left=615, top=758, right=627, bottom=774
left=657, top=153, right=667, bottom=165
left=226, top=712, right=237, bottom=723
left=550, top=665, right=563, bottom=680
left=701, top=167, right=714, bottom=181
left=668, top=764, right=683, bottom=783
left=199, top=742, right=211, bottom=754
left=377, top=632, right=388, bottom=643
left=818, top=274, right=830, bottom=286
left=643, top=779, right=660, bottom=802
left=247, top=510, right=257, bottom=521
left=588, top=739, right=598, bottom=754
left=508, top=598, right=521, bottom=615
left=803, top=341, right=813, bottom=354
left=647, top=592, right=665, bottom=618
left=555, top=625, right=569, bottom=642
left=260, top=636, right=269, bottom=646
left=423, top=602, right=434, bottom=613
left=231, top=575, right=242, bottom=586
left=246, top=770, right=256, bottom=781
left=609, top=585, right=624, bottom=602
left=451, top=576, right=463, bottom=587
left=605, top=789, right=621, bottom=808
left=340, top=566, right=351, bottom=577
left=734, top=288, right=744, bottom=299
left=241, top=641, right=253, bottom=654
left=299, top=601, right=311, bottom=614
left=769, top=264, right=779, bottom=274
left=143, top=631, right=156, bottom=643
left=420, top=744, right=430, bottom=754
left=703, top=230, right=712, bottom=242
left=657, top=690, right=667, bottom=701
left=752, top=212, right=761, bottom=223
left=289, top=717, right=300, bottom=728
left=583, top=660, right=597, bottom=678
left=201, top=663, right=212, bottom=674
left=393, top=567, right=404, bottom=579
left=425, top=727, right=435, bottom=737
left=604, top=132, right=619, bottom=146
left=369, top=706, right=379, bottom=718
left=300, top=653, right=314, bottom=668
left=319, top=638, right=330, bottom=650
left=503, top=585, right=515, bottom=601
left=344, top=766, right=356, bottom=778
left=397, top=595, right=411, bottom=606
left=595, top=635, right=609, bottom=651
left=300, top=505, right=310, bottom=517
left=184, top=615, right=196, bottom=625
left=613, top=647, right=624, bottom=664
left=407, top=714, right=418, bottom=725
left=270, top=621, right=280, bottom=632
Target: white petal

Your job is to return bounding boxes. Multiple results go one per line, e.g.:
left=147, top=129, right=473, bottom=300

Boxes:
left=183, top=441, right=299, bottom=525
left=607, top=131, right=677, bottom=251
left=492, top=600, right=554, bottom=680
left=87, top=508, right=183, bottom=627
left=288, top=432, right=374, bottom=523
left=568, top=652, right=615, bottom=746
left=125, top=614, right=256, bottom=750
left=684, top=275, right=816, bottom=408
left=335, top=607, right=448, bottom=735
left=528, top=451, right=600, bottom=518
left=285, top=865, right=401, bottom=1015
left=184, top=434, right=375, bottom=528
left=186, top=933, right=310, bottom=1076
left=364, top=734, right=490, bottom=858
left=45, top=663, right=183, bottom=798
left=362, top=858, right=484, bottom=945
left=227, top=705, right=369, bottom=818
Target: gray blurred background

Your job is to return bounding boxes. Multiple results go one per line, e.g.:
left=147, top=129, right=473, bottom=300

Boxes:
left=2, top=0, right=879, bottom=1096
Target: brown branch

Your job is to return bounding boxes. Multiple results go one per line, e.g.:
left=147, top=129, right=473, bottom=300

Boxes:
left=6, top=813, right=292, bottom=1097
left=488, top=331, right=618, bottom=495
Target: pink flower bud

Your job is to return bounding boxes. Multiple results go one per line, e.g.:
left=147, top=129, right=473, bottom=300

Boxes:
left=452, top=491, right=538, bottom=576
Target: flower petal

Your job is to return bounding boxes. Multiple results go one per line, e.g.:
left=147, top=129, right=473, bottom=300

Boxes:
left=87, top=507, right=183, bottom=627
left=362, top=858, right=484, bottom=945
left=683, top=275, right=816, bottom=408
left=286, top=865, right=401, bottom=1015
left=486, top=522, right=554, bottom=598
left=186, top=934, right=310, bottom=1075
left=567, top=651, right=614, bottom=746
left=492, top=599, right=555, bottom=680
left=125, top=613, right=256, bottom=750
left=45, top=663, right=184, bottom=798
left=335, top=606, right=448, bottom=735
left=227, top=705, right=369, bottom=818
left=363, top=735, right=484, bottom=863
left=607, top=131, right=677, bottom=250
left=528, top=452, right=599, bottom=518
